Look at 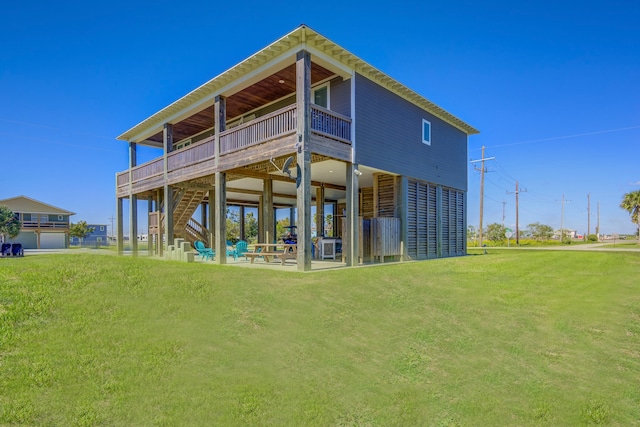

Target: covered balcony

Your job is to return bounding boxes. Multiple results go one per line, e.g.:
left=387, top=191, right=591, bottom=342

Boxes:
left=116, top=103, right=351, bottom=198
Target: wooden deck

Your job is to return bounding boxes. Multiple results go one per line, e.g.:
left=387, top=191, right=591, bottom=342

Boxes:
left=117, top=104, right=351, bottom=198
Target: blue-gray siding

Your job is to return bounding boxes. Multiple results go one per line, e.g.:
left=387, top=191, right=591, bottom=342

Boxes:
left=329, top=77, right=351, bottom=117
left=354, top=73, right=468, bottom=191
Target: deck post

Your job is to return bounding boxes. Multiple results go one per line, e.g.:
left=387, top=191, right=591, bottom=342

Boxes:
left=148, top=196, right=153, bottom=256
left=296, top=49, right=312, bottom=271
left=116, top=197, right=124, bottom=254
left=208, top=189, right=215, bottom=248
left=200, top=202, right=207, bottom=233
left=239, top=206, right=245, bottom=241
left=262, top=179, right=274, bottom=244
left=258, top=195, right=264, bottom=243
left=345, top=163, right=360, bottom=266
left=129, top=142, right=138, bottom=256
left=157, top=189, right=163, bottom=256
left=214, top=175, right=226, bottom=264
left=316, top=185, right=325, bottom=238
left=163, top=123, right=174, bottom=249
left=396, top=176, right=408, bottom=261
left=214, top=95, right=227, bottom=264
left=436, top=185, right=443, bottom=258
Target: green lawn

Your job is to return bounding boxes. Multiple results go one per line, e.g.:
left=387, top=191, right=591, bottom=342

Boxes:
left=1, top=251, right=639, bottom=426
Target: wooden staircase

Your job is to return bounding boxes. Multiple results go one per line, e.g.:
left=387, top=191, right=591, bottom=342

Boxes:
left=173, top=188, right=209, bottom=246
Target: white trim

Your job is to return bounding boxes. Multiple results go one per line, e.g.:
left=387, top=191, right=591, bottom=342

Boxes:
left=422, top=119, right=431, bottom=146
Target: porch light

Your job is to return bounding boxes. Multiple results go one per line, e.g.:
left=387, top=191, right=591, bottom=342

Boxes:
left=278, top=79, right=285, bottom=84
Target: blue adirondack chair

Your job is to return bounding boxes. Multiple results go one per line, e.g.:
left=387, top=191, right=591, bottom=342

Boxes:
left=235, top=240, right=248, bottom=260
left=1, top=243, right=11, bottom=257
left=194, top=241, right=214, bottom=261
left=11, top=243, right=24, bottom=257
left=226, top=240, right=238, bottom=260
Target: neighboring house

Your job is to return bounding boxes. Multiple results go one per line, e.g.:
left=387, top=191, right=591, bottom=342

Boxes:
left=115, top=25, right=478, bottom=271
left=70, top=224, right=109, bottom=247
left=0, top=196, right=75, bottom=249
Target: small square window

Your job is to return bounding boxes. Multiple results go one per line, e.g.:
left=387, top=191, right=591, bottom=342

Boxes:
left=100, top=226, right=105, bottom=231
left=58, top=215, right=64, bottom=221
left=422, top=119, right=431, bottom=146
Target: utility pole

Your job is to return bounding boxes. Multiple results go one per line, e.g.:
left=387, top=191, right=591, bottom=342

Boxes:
left=559, top=194, right=571, bottom=242
left=587, top=193, right=591, bottom=237
left=470, top=146, right=495, bottom=247
left=596, top=201, right=600, bottom=238
left=502, top=200, right=506, bottom=227
left=507, top=181, right=526, bottom=245
left=515, top=182, right=520, bottom=244
left=108, top=215, right=115, bottom=240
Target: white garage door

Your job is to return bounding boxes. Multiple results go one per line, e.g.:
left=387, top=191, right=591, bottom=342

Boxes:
left=40, top=233, right=66, bottom=249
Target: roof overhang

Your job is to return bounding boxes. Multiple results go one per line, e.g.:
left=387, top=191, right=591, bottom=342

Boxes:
left=117, top=25, right=478, bottom=144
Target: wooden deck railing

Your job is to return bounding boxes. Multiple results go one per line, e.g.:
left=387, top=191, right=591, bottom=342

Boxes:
left=168, top=135, right=215, bottom=170
left=117, top=104, right=351, bottom=189
left=21, top=220, right=69, bottom=229
left=311, top=105, right=351, bottom=143
left=220, top=105, right=297, bottom=154
left=185, top=218, right=209, bottom=246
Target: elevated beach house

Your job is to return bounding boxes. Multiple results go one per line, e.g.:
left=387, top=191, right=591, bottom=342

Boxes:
left=115, top=25, right=478, bottom=271
left=0, top=195, right=75, bottom=249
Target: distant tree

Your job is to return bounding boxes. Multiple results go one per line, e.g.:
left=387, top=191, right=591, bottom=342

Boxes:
left=0, top=206, right=21, bottom=242
left=485, top=223, right=507, bottom=242
left=70, top=221, right=94, bottom=245
left=467, top=225, right=478, bottom=242
left=620, top=190, right=640, bottom=242
left=225, top=208, right=240, bottom=242
left=276, top=217, right=291, bottom=242
left=526, top=222, right=554, bottom=241
left=325, top=214, right=334, bottom=237
left=244, top=212, right=258, bottom=243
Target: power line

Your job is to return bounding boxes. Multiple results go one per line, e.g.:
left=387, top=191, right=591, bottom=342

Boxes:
left=480, top=125, right=640, bottom=149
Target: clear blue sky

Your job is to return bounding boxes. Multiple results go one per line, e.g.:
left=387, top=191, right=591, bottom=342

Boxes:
left=1, top=1, right=638, bottom=235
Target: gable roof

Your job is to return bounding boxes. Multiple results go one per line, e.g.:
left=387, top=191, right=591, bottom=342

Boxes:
left=117, top=25, right=478, bottom=143
left=0, top=196, right=76, bottom=215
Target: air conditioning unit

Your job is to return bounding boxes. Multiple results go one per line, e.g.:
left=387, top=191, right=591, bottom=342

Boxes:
left=320, top=238, right=336, bottom=260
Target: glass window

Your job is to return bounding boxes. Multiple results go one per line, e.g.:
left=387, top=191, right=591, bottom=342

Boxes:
left=313, top=85, right=329, bottom=108
left=422, top=119, right=431, bottom=146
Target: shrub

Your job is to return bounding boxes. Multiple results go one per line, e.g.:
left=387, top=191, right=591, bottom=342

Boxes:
left=587, top=234, right=598, bottom=242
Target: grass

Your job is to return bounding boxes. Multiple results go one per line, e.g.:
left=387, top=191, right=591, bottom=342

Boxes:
left=1, top=250, right=639, bottom=426
left=601, top=241, right=640, bottom=249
